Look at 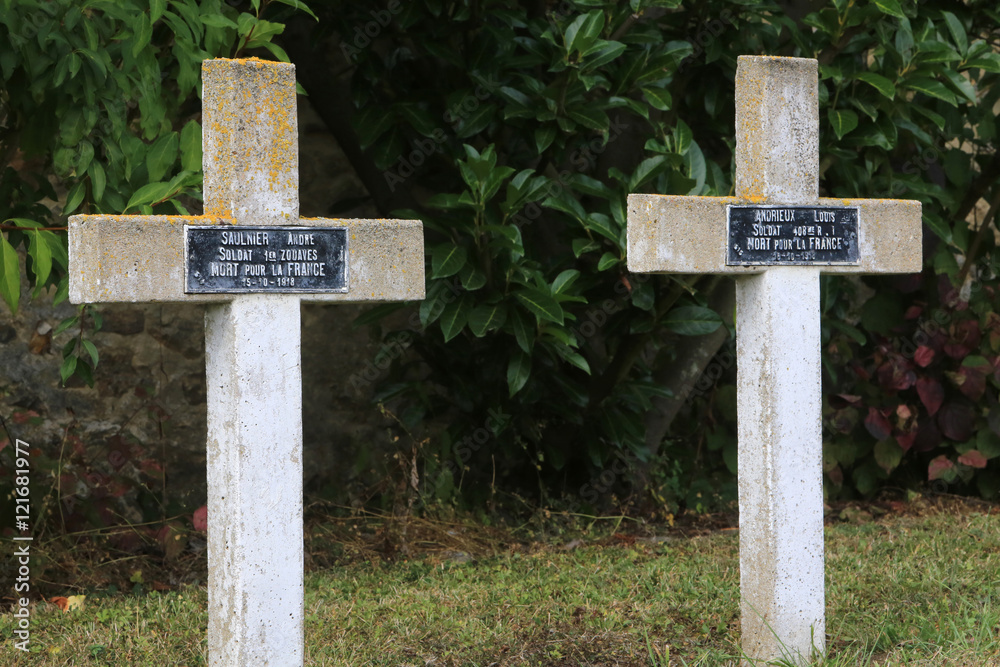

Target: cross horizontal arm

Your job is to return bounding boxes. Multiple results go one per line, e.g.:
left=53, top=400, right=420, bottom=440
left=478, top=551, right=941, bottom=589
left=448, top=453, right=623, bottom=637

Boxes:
left=69, top=214, right=424, bottom=303
left=627, top=194, right=921, bottom=275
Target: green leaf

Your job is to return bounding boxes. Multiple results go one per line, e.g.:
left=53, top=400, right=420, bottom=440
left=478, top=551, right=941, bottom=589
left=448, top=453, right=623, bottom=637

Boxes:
left=89, top=161, right=106, bottom=203
left=507, top=348, right=531, bottom=396
left=150, top=0, right=166, bottom=23
left=581, top=41, right=626, bottom=71
left=558, top=347, right=591, bottom=374
left=565, top=106, right=609, bottom=132
left=146, top=132, right=179, bottom=183
left=64, top=181, right=86, bottom=216
left=828, top=109, right=859, bottom=139
left=663, top=306, right=722, bottom=336
left=431, top=244, right=468, bottom=279
left=825, top=318, right=866, bottom=345
left=940, top=68, right=976, bottom=104
left=180, top=121, right=202, bottom=172
left=515, top=288, right=564, bottom=324
left=28, top=231, right=52, bottom=286
left=873, top=0, right=906, bottom=19
left=552, top=269, right=580, bottom=294
left=82, top=339, right=99, bottom=368
left=597, top=252, right=619, bottom=270
left=469, top=303, right=506, bottom=337
left=508, top=308, right=535, bottom=353
left=629, top=155, right=668, bottom=190
left=874, top=439, right=903, bottom=473
left=132, top=12, right=152, bottom=57
left=439, top=297, right=471, bottom=342
left=60, top=355, right=78, bottom=385
left=54, top=316, right=78, bottom=337
left=535, top=126, right=556, bottom=154
left=200, top=14, right=238, bottom=29
left=940, top=11, right=967, bottom=56
left=572, top=238, right=600, bottom=257
left=125, top=182, right=174, bottom=212
left=855, top=72, right=896, bottom=99
left=905, top=77, right=958, bottom=106
left=455, top=103, right=497, bottom=139
left=0, top=235, right=21, bottom=312
left=271, top=0, right=319, bottom=20
left=964, top=54, right=1000, bottom=73
left=564, top=10, right=604, bottom=54
left=641, top=86, right=672, bottom=111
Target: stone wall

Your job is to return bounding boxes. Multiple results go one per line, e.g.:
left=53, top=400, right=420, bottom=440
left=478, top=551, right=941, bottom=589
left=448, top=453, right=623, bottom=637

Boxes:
left=0, top=100, right=407, bottom=516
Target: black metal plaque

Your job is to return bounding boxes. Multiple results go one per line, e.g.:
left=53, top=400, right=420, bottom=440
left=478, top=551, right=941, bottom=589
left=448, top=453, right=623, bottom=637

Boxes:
left=185, top=226, right=348, bottom=293
left=727, top=205, right=859, bottom=266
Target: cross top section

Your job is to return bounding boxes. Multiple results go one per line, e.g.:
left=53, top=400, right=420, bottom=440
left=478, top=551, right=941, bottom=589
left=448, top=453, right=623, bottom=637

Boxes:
left=69, top=58, right=423, bottom=305
left=628, top=55, right=921, bottom=276
left=203, top=59, right=299, bottom=224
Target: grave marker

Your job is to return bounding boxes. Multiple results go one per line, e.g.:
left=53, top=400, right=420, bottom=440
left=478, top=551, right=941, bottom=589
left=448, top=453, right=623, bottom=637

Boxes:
left=628, top=56, right=921, bottom=664
left=69, top=58, right=424, bottom=666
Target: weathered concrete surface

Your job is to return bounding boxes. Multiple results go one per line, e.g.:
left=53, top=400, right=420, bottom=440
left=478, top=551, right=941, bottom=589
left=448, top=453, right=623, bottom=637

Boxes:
left=68, top=215, right=424, bottom=303
left=627, top=55, right=925, bottom=666
left=735, top=55, right=819, bottom=204
left=64, top=57, right=425, bottom=667
left=206, top=296, right=303, bottom=667
left=203, top=59, right=299, bottom=224
left=627, top=194, right=922, bottom=275
left=736, top=267, right=825, bottom=663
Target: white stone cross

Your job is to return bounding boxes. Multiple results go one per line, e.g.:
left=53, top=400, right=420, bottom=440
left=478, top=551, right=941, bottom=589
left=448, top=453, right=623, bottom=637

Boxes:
left=628, top=56, right=921, bottom=664
left=69, top=59, right=424, bottom=666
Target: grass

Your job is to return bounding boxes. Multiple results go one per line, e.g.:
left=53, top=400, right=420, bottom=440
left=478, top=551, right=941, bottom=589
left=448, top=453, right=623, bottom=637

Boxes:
left=2, top=497, right=999, bottom=666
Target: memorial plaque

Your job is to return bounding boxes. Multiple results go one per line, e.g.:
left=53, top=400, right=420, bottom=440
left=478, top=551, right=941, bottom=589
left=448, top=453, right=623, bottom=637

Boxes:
left=727, top=205, right=859, bottom=266
left=185, top=226, right=348, bottom=293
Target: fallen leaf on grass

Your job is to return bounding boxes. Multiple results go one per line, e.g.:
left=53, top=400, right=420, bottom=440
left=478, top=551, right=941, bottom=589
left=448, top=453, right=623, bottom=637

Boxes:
left=50, top=595, right=86, bottom=612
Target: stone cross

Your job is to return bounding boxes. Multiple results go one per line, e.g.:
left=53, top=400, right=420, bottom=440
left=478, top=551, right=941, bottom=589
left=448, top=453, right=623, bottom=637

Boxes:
left=628, top=56, right=921, bottom=664
left=69, top=59, right=424, bottom=666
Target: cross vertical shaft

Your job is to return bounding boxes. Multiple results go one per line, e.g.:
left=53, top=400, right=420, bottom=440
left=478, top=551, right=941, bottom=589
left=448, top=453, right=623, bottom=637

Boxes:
left=734, top=56, right=824, bottom=663
left=627, top=54, right=921, bottom=666
left=202, top=59, right=303, bottom=667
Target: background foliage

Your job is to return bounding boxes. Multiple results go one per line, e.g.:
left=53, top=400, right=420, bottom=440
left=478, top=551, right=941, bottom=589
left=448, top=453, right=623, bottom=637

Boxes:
left=304, top=0, right=1000, bottom=510
left=2, top=0, right=1000, bottom=534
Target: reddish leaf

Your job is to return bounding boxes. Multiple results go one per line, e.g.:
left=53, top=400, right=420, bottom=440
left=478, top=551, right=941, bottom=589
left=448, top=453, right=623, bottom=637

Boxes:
left=904, top=305, right=923, bottom=319
left=877, top=356, right=916, bottom=391
left=157, top=522, right=187, bottom=560
left=193, top=505, right=208, bottom=532
left=832, top=393, right=863, bottom=407
left=827, top=465, right=844, bottom=486
left=864, top=407, right=892, bottom=441
left=896, top=431, right=917, bottom=453
left=916, top=377, right=944, bottom=416
left=944, top=320, right=981, bottom=359
left=948, top=365, right=987, bottom=401
left=937, top=403, right=976, bottom=442
left=914, top=345, right=935, bottom=367
left=928, top=454, right=955, bottom=481
left=914, top=418, right=942, bottom=452
left=958, top=449, right=988, bottom=468
left=12, top=410, right=40, bottom=425
left=49, top=596, right=69, bottom=611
